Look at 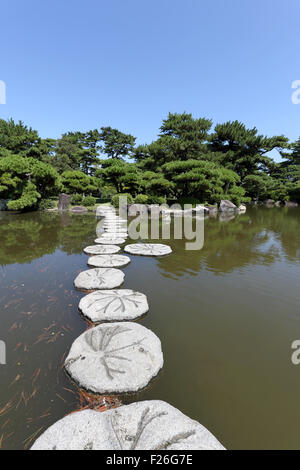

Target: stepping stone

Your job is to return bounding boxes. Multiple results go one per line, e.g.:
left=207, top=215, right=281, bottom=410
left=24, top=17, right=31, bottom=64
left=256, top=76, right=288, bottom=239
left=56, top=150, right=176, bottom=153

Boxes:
left=31, top=400, right=225, bottom=450
left=97, top=233, right=128, bottom=240
left=95, top=238, right=126, bottom=245
left=74, top=268, right=124, bottom=290
left=99, top=231, right=128, bottom=237
left=125, top=243, right=172, bottom=256
left=79, top=289, right=149, bottom=322
left=87, top=254, right=131, bottom=268
left=64, top=322, right=163, bottom=394
left=84, top=245, right=121, bottom=255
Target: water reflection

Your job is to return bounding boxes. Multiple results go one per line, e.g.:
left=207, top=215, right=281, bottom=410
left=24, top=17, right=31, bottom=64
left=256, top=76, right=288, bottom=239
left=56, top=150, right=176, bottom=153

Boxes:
left=0, top=212, right=98, bottom=265
left=156, top=208, right=300, bottom=278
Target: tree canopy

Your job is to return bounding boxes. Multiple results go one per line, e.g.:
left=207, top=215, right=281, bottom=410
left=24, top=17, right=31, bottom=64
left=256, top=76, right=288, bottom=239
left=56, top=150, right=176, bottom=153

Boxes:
left=0, top=113, right=299, bottom=210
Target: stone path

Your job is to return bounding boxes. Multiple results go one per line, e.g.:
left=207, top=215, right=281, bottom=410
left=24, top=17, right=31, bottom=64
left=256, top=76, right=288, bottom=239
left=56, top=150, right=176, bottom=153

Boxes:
left=64, top=322, right=163, bottom=394
left=125, top=243, right=172, bottom=256
left=95, top=237, right=126, bottom=245
left=31, top=400, right=225, bottom=450
left=74, top=268, right=124, bottom=290
left=84, top=245, right=121, bottom=255
left=87, top=254, right=131, bottom=268
left=79, top=289, right=149, bottom=322
left=31, top=204, right=225, bottom=450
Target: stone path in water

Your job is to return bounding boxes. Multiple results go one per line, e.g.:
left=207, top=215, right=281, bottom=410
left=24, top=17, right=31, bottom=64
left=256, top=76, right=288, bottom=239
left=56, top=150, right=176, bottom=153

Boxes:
left=64, top=322, right=163, bottom=394
left=87, top=254, right=131, bottom=268
left=31, top=400, right=225, bottom=450
left=79, top=289, right=149, bottom=322
left=74, top=268, right=125, bottom=290
left=84, top=245, right=121, bottom=255
left=125, top=243, right=172, bottom=256
left=31, top=204, right=225, bottom=450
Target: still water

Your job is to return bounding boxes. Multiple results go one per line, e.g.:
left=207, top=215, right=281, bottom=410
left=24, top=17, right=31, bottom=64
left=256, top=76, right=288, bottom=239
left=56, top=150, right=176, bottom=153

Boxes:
left=0, top=207, right=299, bottom=450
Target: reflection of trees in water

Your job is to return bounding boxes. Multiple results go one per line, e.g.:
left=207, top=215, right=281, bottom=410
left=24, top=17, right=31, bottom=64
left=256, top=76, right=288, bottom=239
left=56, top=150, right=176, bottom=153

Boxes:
left=157, top=208, right=300, bottom=278
left=0, top=212, right=97, bottom=265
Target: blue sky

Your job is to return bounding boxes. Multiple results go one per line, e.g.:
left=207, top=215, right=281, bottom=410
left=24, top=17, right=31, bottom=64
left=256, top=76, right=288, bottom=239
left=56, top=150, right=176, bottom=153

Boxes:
left=0, top=0, right=299, bottom=160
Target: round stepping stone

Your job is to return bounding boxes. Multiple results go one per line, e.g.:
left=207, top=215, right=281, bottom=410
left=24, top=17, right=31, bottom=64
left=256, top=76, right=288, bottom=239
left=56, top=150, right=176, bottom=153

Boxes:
left=125, top=243, right=172, bottom=256
left=97, top=233, right=128, bottom=240
left=84, top=245, right=121, bottom=255
left=95, top=238, right=126, bottom=245
left=64, top=322, right=163, bottom=394
left=99, top=231, right=128, bottom=236
left=31, top=400, right=225, bottom=450
left=87, top=254, right=131, bottom=268
left=79, top=289, right=149, bottom=322
left=74, top=268, right=124, bottom=291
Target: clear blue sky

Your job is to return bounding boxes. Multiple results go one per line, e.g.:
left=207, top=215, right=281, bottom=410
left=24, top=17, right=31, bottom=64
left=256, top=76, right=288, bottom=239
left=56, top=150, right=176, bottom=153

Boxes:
left=1, top=0, right=300, bottom=159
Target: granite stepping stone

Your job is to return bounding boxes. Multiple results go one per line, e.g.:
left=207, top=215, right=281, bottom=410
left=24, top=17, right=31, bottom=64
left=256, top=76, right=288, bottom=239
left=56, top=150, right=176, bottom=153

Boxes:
left=87, top=254, right=131, bottom=268
left=95, top=238, right=126, bottom=245
left=31, top=400, right=225, bottom=450
left=124, top=243, right=172, bottom=256
left=84, top=245, right=121, bottom=255
left=74, top=268, right=124, bottom=290
left=78, top=289, right=149, bottom=322
left=64, top=322, right=163, bottom=394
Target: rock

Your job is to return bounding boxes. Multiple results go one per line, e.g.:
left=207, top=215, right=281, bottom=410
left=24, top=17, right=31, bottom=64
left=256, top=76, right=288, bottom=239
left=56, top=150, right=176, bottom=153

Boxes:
left=58, top=193, right=71, bottom=212
left=192, top=205, right=209, bottom=213
left=238, top=204, right=246, bottom=213
left=206, top=205, right=218, bottom=213
left=95, top=238, right=126, bottom=245
left=79, top=289, right=149, bottom=322
left=74, top=268, right=124, bottom=291
left=124, top=243, right=172, bottom=256
left=264, top=199, right=274, bottom=207
left=275, top=201, right=281, bottom=207
left=285, top=201, right=299, bottom=207
left=31, top=400, right=225, bottom=450
left=70, top=206, right=88, bottom=213
left=219, top=200, right=237, bottom=212
left=64, top=322, right=163, bottom=394
left=98, top=232, right=128, bottom=238
left=84, top=245, right=121, bottom=255
left=87, top=255, right=131, bottom=268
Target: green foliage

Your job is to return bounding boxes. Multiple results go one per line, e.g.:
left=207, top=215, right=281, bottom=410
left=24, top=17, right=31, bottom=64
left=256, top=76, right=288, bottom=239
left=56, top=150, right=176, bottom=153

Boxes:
left=147, top=195, right=166, bottom=204
left=70, top=193, right=83, bottom=205
left=82, top=195, right=96, bottom=207
left=61, top=170, right=99, bottom=195
left=99, top=127, right=136, bottom=159
left=0, top=119, right=39, bottom=155
left=111, top=193, right=134, bottom=208
left=38, top=198, right=56, bottom=210
left=0, top=155, right=61, bottom=211
left=134, top=194, right=149, bottom=204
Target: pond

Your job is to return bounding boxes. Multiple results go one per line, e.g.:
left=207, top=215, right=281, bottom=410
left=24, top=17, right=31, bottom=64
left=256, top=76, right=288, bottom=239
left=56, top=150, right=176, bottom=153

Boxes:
left=0, top=207, right=299, bottom=450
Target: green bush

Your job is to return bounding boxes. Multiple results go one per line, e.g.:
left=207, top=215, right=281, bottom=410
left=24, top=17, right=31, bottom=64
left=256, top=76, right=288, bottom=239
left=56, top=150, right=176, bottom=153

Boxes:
left=38, top=198, right=55, bottom=210
left=147, top=195, right=166, bottom=205
left=111, top=193, right=134, bottom=208
left=70, top=193, right=83, bottom=205
left=82, top=196, right=96, bottom=207
left=134, top=194, right=149, bottom=204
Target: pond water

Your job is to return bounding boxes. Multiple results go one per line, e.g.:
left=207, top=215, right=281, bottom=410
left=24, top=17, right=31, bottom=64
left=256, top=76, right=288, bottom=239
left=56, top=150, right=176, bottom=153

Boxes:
left=0, top=207, right=299, bottom=450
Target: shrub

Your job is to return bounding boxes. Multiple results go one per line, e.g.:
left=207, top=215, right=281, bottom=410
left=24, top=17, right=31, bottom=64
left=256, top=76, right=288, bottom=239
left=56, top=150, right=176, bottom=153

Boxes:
left=70, top=193, right=83, bottom=205
left=82, top=196, right=96, bottom=207
left=147, top=195, right=166, bottom=205
left=38, top=198, right=55, bottom=210
left=111, top=193, right=134, bottom=208
left=134, top=194, right=149, bottom=204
